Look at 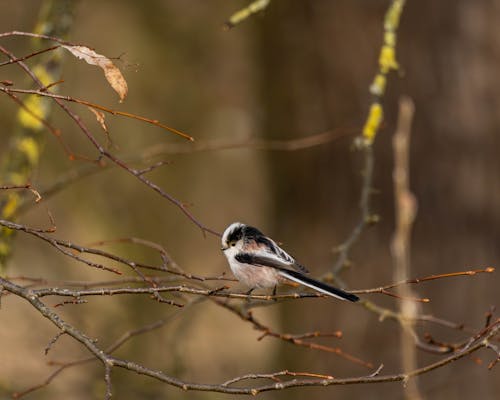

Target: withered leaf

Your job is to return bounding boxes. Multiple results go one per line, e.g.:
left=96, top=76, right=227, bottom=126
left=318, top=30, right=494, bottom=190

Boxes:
left=63, top=45, right=128, bottom=102
left=87, top=106, right=108, bottom=133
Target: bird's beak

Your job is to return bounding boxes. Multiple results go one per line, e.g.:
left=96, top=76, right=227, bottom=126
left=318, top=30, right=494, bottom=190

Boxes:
left=221, top=247, right=226, bottom=251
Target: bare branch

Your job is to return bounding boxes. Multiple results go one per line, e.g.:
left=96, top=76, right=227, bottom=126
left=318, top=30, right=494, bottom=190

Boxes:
left=331, top=145, right=375, bottom=277
left=0, top=86, right=193, bottom=141
left=0, top=45, right=217, bottom=236
left=2, top=276, right=498, bottom=398
left=0, top=184, right=41, bottom=203
left=353, top=267, right=495, bottom=295
left=221, top=370, right=334, bottom=387
left=0, top=219, right=122, bottom=275
left=15, top=128, right=350, bottom=218
left=45, top=330, right=66, bottom=355
left=214, top=298, right=373, bottom=368
left=391, top=95, right=422, bottom=399
left=0, top=45, right=60, bottom=67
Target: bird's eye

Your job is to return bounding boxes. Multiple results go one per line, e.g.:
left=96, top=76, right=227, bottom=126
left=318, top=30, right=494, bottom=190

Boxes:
left=230, top=241, right=236, bottom=247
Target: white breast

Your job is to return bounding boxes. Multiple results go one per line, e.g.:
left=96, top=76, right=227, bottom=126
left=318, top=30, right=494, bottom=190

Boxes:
left=224, top=247, right=280, bottom=289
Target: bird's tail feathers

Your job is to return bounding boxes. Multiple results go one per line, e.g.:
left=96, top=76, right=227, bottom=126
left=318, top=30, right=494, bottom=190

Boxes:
left=278, top=269, right=359, bottom=302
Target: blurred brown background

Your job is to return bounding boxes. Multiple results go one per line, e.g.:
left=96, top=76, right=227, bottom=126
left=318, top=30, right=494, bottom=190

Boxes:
left=0, top=0, right=498, bottom=399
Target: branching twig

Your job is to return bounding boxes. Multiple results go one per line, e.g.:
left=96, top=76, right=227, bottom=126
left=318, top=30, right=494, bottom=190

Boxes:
left=15, top=128, right=350, bottom=217
left=6, top=265, right=493, bottom=305
left=353, top=267, right=495, bottom=295
left=221, top=370, right=334, bottom=387
left=0, top=219, right=122, bottom=275
left=3, top=275, right=497, bottom=397
left=332, top=0, right=407, bottom=277
left=332, top=145, right=375, bottom=276
left=141, top=127, right=351, bottom=157
left=0, top=43, right=218, bottom=236
left=0, top=86, right=193, bottom=141
left=0, top=45, right=60, bottom=67
left=213, top=298, right=373, bottom=368
left=0, top=184, right=41, bottom=203
left=44, top=330, right=66, bottom=355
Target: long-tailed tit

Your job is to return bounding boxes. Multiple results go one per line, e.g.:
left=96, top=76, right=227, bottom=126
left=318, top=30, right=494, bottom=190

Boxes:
left=221, top=222, right=359, bottom=302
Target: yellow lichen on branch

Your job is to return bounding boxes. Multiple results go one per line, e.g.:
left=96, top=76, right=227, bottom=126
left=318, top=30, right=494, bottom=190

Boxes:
left=0, top=0, right=75, bottom=272
left=223, top=0, right=270, bottom=29
left=360, top=0, right=406, bottom=147
left=362, top=103, right=384, bottom=145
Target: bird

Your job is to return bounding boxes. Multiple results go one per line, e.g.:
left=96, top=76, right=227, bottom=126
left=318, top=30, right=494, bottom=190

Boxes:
left=220, top=222, right=359, bottom=302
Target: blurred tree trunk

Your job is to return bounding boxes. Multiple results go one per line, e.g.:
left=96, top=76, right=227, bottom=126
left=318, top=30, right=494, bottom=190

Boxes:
left=257, top=1, right=499, bottom=399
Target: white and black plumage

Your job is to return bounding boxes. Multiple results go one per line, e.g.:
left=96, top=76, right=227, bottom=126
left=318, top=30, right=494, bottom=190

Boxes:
left=221, top=222, right=359, bottom=302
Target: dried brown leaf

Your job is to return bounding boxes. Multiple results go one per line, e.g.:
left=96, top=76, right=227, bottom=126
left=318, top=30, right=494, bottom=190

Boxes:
left=63, top=45, right=128, bottom=102
left=87, top=106, right=108, bottom=133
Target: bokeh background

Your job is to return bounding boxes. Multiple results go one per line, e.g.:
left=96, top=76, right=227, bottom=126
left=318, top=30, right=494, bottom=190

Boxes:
left=0, top=1, right=498, bottom=399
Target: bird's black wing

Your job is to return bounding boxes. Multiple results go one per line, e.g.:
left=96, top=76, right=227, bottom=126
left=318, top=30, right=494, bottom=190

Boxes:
left=235, top=252, right=289, bottom=269
left=234, top=253, right=358, bottom=302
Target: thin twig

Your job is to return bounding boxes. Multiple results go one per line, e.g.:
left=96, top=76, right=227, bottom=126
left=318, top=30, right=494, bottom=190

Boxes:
left=44, top=330, right=66, bottom=355
left=353, top=267, right=495, bottom=294
left=0, top=86, right=193, bottom=141
left=332, top=145, right=375, bottom=276
left=0, top=184, right=42, bottom=203
left=2, top=276, right=498, bottom=398
left=214, top=299, right=373, bottom=368
left=0, top=45, right=60, bottom=67
left=222, top=370, right=334, bottom=387
left=0, top=46, right=218, bottom=236
left=16, top=128, right=350, bottom=217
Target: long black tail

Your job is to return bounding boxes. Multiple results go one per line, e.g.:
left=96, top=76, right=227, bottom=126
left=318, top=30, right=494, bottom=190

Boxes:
left=279, top=269, right=359, bottom=302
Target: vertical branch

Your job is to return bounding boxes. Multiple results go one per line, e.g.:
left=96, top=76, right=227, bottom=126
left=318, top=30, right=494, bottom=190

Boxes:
left=359, top=0, right=406, bottom=147
left=0, top=0, right=74, bottom=273
left=332, top=145, right=374, bottom=275
left=391, top=96, right=422, bottom=399
left=332, top=0, right=407, bottom=277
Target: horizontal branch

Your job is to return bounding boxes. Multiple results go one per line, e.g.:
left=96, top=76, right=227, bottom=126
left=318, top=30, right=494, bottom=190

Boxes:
left=50, top=319, right=500, bottom=394
left=2, top=276, right=498, bottom=397
left=30, top=284, right=318, bottom=301
left=6, top=264, right=494, bottom=305
left=140, top=127, right=352, bottom=157
left=0, top=184, right=41, bottom=202
left=7, top=274, right=234, bottom=289
left=0, top=86, right=193, bottom=141
left=353, top=267, right=495, bottom=295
